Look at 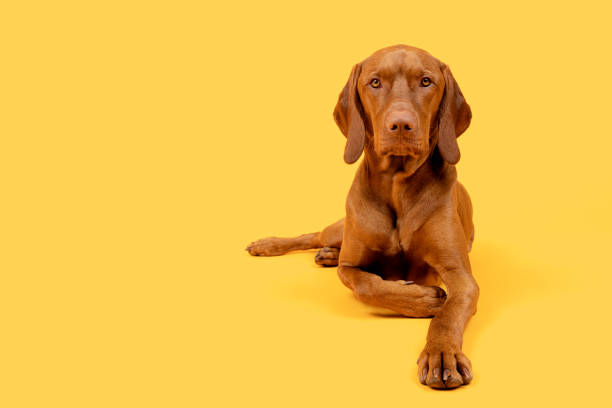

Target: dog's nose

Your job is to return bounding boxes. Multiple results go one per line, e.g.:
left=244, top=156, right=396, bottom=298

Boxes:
left=386, top=111, right=416, bottom=133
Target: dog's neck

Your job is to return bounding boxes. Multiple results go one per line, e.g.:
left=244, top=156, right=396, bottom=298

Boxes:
left=359, top=146, right=456, bottom=211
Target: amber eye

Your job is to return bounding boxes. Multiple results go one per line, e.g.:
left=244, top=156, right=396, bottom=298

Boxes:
left=370, top=78, right=381, bottom=88
left=420, top=77, right=432, bottom=87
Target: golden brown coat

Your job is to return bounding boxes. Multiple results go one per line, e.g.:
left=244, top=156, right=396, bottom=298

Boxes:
left=247, top=45, right=479, bottom=389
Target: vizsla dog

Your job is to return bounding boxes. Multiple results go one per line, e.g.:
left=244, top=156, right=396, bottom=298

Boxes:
left=246, top=45, right=479, bottom=389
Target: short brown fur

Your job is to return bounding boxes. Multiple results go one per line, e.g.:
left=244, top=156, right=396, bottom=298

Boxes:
left=247, top=45, right=479, bottom=389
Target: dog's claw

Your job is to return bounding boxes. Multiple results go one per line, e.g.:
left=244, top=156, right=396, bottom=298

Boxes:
left=395, top=280, right=415, bottom=285
left=419, top=368, right=428, bottom=384
left=433, top=368, right=441, bottom=380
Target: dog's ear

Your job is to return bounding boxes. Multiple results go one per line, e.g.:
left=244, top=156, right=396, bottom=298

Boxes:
left=333, top=64, right=366, bottom=164
left=437, top=64, right=472, bottom=164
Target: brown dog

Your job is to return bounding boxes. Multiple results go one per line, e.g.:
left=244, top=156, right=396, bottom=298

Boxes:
left=246, top=45, right=479, bottom=389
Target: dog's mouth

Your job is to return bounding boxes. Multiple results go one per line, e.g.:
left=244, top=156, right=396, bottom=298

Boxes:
left=379, top=145, right=425, bottom=159
left=375, top=131, right=428, bottom=159
left=393, top=149, right=422, bottom=158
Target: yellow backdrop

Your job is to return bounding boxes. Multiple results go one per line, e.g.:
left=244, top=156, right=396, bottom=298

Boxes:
left=2, top=0, right=611, bottom=406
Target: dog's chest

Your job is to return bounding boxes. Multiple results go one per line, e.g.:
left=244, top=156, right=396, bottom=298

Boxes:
left=354, top=206, right=419, bottom=258
left=350, top=168, right=440, bottom=258
left=386, top=213, right=420, bottom=257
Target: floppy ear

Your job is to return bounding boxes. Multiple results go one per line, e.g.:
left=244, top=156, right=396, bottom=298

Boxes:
left=333, top=64, right=366, bottom=164
left=437, top=64, right=472, bottom=164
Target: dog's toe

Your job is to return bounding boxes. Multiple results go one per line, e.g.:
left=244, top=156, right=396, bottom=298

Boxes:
left=314, top=247, right=339, bottom=266
left=418, top=347, right=471, bottom=389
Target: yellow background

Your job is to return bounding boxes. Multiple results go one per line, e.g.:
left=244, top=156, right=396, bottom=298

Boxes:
left=1, top=0, right=611, bottom=406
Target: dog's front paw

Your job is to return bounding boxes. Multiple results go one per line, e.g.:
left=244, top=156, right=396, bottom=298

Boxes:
left=417, top=344, right=472, bottom=389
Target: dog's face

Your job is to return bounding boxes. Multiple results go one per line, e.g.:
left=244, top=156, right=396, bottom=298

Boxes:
left=334, top=45, right=472, bottom=166
left=359, top=47, right=445, bottom=159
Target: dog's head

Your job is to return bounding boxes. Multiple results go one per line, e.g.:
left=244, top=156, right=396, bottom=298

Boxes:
left=333, top=45, right=471, bottom=167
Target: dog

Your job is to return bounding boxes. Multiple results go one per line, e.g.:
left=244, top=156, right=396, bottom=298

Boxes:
left=246, top=45, right=479, bottom=389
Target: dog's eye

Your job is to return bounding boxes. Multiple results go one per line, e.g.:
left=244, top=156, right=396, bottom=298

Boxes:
left=370, top=78, right=381, bottom=88
left=420, top=77, right=432, bottom=87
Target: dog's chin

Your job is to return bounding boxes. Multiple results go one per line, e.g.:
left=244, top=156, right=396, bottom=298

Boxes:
left=373, top=143, right=429, bottom=174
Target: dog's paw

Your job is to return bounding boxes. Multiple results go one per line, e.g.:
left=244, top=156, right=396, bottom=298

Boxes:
left=417, top=344, right=472, bottom=389
left=245, top=238, right=288, bottom=256
left=373, top=281, right=446, bottom=317
left=314, top=247, right=339, bottom=266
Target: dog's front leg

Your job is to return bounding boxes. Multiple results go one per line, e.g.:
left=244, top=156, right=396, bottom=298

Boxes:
left=337, top=265, right=446, bottom=317
left=415, top=218, right=479, bottom=389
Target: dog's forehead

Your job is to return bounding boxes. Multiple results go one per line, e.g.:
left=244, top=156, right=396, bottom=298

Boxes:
left=362, top=46, right=440, bottom=77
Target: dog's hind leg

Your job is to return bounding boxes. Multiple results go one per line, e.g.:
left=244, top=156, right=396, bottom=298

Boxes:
left=246, top=218, right=344, bottom=259
left=246, top=233, right=321, bottom=256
